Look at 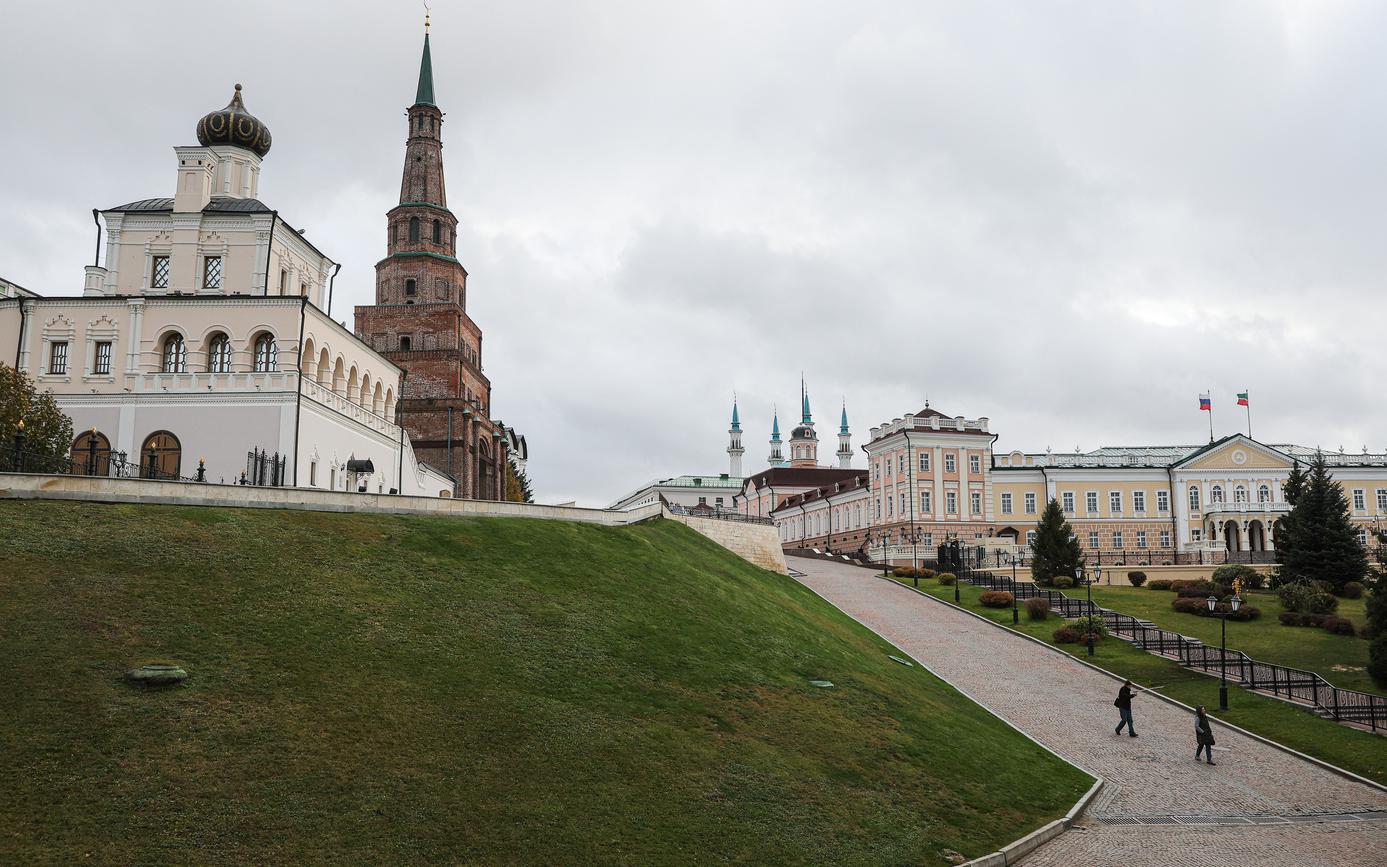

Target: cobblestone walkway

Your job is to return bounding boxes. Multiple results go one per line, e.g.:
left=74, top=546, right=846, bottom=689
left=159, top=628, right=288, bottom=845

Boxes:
left=791, top=559, right=1387, bottom=866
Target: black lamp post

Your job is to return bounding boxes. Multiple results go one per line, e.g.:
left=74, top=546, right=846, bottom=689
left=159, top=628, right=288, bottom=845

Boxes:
left=880, top=530, right=893, bottom=578
left=1077, top=565, right=1095, bottom=657
left=904, top=527, right=924, bottom=586
left=1008, top=553, right=1019, bottom=624
left=12, top=419, right=26, bottom=472
left=1208, top=592, right=1242, bottom=711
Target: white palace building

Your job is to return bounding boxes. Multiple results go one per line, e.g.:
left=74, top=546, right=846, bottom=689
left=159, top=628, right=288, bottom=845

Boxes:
left=0, top=84, right=455, bottom=495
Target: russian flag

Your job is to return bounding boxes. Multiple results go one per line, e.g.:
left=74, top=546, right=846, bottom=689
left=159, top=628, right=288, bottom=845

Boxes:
left=1199, top=393, right=1212, bottom=411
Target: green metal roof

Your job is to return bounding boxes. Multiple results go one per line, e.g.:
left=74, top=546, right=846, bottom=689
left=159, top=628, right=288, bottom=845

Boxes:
left=415, top=33, right=435, bottom=107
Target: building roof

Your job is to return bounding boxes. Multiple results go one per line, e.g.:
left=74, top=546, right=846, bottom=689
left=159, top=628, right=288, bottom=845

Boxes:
left=107, top=197, right=272, bottom=213
left=741, top=466, right=863, bottom=491
left=771, top=471, right=870, bottom=514
left=997, top=434, right=1387, bottom=470
left=415, top=31, right=435, bottom=107
left=655, top=474, right=744, bottom=488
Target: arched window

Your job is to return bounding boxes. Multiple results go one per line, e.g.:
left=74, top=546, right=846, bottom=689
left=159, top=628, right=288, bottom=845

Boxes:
left=1258, top=484, right=1271, bottom=503
left=399, top=335, right=411, bottom=351
left=1188, top=485, right=1200, bottom=510
left=141, top=430, right=181, bottom=479
left=409, top=217, right=420, bottom=242
left=162, top=334, right=186, bottom=373
left=432, top=220, right=441, bottom=244
left=207, top=333, right=231, bottom=373
left=71, top=430, right=111, bottom=476
left=1234, top=485, right=1247, bottom=503
left=1211, top=485, right=1224, bottom=504
left=253, top=333, right=277, bottom=372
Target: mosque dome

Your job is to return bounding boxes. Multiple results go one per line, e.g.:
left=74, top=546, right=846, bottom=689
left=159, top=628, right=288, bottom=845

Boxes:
left=791, top=425, right=816, bottom=440
left=196, top=84, right=272, bottom=157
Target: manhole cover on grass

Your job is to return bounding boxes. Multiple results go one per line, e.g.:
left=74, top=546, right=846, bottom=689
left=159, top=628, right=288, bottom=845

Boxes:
left=809, top=680, right=834, bottom=688
left=888, top=655, right=914, bottom=667
left=124, top=664, right=188, bottom=686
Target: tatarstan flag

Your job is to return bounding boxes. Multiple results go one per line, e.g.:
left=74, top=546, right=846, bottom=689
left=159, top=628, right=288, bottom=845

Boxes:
left=1237, top=391, right=1249, bottom=407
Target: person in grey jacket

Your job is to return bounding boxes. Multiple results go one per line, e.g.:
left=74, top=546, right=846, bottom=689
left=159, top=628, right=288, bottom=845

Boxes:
left=1194, top=706, right=1216, bottom=765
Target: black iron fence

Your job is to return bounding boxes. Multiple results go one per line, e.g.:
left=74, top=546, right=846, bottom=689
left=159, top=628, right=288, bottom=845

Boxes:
left=246, top=449, right=287, bottom=487
left=663, top=499, right=774, bottom=525
left=0, top=444, right=199, bottom=483
left=952, top=569, right=1385, bottom=731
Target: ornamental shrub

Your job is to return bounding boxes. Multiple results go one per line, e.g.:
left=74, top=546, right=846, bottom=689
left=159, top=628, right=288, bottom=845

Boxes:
left=1071, top=614, right=1108, bottom=637
left=1212, top=564, right=1264, bottom=590
left=1025, top=597, right=1051, bottom=620
left=1228, top=605, right=1261, bottom=622
left=1127, top=571, right=1147, bottom=587
left=979, top=591, right=1014, bottom=609
left=1341, top=581, right=1364, bottom=600
left=1052, top=627, right=1080, bottom=644
left=1303, top=613, right=1327, bottom=628
left=1278, top=611, right=1302, bottom=627
left=1147, top=579, right=1173, bottom=591
left=1278, top=580, right=1339, bottom=615
left=1172, top=597, right=1206, bottom=616
left=936, top=573, right=956, bottom=585
left=893, top=567, right=909, bottom=578
left=1176, top=580, right=1222, bottom=599
left=1052, top=576, right=1074, bottom=589
left=1322, top=616, right=1358, bottom=637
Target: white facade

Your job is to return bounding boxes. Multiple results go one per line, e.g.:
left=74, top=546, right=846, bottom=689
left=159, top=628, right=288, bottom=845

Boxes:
left=0, top=86, right=452, bottom=497
left=609, top=474, right=745, bottom=511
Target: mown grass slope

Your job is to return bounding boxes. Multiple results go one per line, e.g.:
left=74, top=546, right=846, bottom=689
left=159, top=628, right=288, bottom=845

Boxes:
left=0, top=501, right=1089, bottom=865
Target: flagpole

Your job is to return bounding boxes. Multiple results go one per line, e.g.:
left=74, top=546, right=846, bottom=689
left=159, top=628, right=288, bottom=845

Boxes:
left=1208, top=390, right=1214, bottom=443
left=1245, top=390, right=1253, bottom=439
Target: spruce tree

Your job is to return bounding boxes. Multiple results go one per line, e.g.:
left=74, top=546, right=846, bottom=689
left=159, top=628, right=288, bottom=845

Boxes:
left=1030, top=498, right=1083, bottom=587
left=1277, top=452, right=1367, bottom=593
left=1274, top=461, right=1309, bottom=557
left=504, top=459, right=534, bottom=504
left=1368, top=531, right=1387, bottom=687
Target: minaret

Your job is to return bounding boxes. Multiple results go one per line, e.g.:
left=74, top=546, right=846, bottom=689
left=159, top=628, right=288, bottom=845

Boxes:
left=768, top=409, right=786, bottom=467
left=727, top=397, right=744, bottom=477
left=836, top=401, right=852, bottom=468
left=788, top=379, right=818, bottom=467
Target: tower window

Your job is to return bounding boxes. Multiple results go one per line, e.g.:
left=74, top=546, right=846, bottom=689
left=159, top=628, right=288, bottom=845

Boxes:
left=409, top=217, right=420, bottom=242
left=405, top=279, right=416, bottom=296
left=432, top=220, right=441, bottom=244
left=399, top=336, right=411, bottom=351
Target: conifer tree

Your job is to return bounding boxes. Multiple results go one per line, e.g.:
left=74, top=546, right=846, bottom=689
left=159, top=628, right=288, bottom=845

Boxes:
left=1030, top=498, right=1083, bottom=586
left=1276, top=452, right=1367, bottom=593
left=504, top=459, right=534, bottom=504
left=1274, top=461, right=1309, bottom=556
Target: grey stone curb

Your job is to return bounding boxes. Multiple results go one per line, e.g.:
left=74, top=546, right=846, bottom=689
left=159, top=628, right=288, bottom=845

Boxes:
left=791, top=577, right=1106, bottom=867
left=880, top=573, right=1387, bottom=796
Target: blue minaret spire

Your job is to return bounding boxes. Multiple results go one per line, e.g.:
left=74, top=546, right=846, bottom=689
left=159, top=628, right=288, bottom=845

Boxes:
left=836, top=397, right=853, bottom=468
left=727, top=393, right=744, bottom=476
left=801, top=376, right=812, bottom=425
left=731, top=396, right=741, bottom=431
left=768, top=405, right=786, bottom=467
left=839, top=402, right=849, bottom=435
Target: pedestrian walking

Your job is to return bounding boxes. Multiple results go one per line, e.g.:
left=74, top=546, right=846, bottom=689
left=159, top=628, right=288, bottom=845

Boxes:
left=1113, top=679, right=1137, bottom=737
left=1194, top=705, right=1216, bottom=765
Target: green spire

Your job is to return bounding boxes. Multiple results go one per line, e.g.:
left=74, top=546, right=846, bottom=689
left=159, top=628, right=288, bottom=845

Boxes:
left=801, top=379, right=812, bottom=425
left=415, top=30, right=436, bottom=107
left=731, top=398, right=740, bottom=430
left=839, top=403, right=849, bottom=435
left=771, top=411, right=781, bottom=441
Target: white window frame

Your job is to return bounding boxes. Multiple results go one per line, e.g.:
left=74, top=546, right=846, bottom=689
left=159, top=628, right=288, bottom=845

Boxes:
left=944, top=454, right=956, bottom=474
left=971, top=491, right=982, bottom=514
left=921, top=491, right=932, bottom=513
left=1353, top=489, right=1366, bottom=511
left=1109, top=491, right=1122, bottom=513
left=919, top=453, right=930, bottom=472
left=1024, top=492, right=1037, bottom=514
left=969, top=454, right=981, bottom=475
left=1062, top=491, right=1075, bottom=513
left=1113, top=530, right=1124, bottom=548
left=946, top=491, right=957, bottom=514
left=1156, top=490, right=1169, bottom=513
left=1000, top=492, right=1013, bottom=514
left=1086, top=491, right=1099, bottom=513
left=1133, top=490, right=1146, bottom=513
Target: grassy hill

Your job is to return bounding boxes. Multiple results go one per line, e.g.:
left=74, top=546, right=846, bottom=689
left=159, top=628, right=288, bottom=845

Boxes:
left=0, top=501, right=1089, bottom=865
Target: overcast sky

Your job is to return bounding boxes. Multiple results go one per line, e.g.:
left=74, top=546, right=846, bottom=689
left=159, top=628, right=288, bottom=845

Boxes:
left=2, top=1, right=1384, bottom=505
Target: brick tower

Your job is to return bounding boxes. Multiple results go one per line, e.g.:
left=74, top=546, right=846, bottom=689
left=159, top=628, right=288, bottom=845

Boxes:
left=356, top=18, right=507, bottom=499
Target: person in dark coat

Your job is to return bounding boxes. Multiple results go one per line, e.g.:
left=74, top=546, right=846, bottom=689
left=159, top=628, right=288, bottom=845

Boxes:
left=1114, top=679, right=1137, bottom=737
left=1194, top=705, right=1216, bottom=765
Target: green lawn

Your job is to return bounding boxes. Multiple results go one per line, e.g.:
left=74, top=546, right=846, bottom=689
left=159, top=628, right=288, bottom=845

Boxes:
left=0, top=501, right=1090, bottom=865
left=1088, top=585, right=1380, bottom=697
left=893, top=577, right=1387, bottom=786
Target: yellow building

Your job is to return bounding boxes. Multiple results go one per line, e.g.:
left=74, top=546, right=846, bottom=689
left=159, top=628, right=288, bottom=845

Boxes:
left=773, top=406, right=1387, bottom=566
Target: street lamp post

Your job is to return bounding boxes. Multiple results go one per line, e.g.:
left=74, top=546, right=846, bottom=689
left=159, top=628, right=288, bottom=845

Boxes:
left=1077, top=565, right=1095, bottom=657
left=1009, top=553, right=1019, bottom=624
left=905, top=527, right=924, bottom=587
left=1208, top=592, right=1242, bottom=711
left=880, top=530, right=893, bottom=578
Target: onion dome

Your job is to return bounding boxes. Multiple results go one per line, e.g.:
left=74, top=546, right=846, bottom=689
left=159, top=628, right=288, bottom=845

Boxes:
left=196, top=84, right=272, bottom=157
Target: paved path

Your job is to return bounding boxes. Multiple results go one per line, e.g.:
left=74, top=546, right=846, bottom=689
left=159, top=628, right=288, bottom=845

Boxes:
left=791, top=558, right=1387, bottom=866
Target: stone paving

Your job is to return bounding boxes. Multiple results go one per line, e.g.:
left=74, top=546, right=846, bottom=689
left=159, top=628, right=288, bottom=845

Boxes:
left=790, top=558, right=1387, bottom=865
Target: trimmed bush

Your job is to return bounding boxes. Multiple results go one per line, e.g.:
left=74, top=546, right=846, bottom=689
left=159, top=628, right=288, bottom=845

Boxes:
left=1212, top=563, right=1264, bottom=590
left=1052, top=627, right=1080, bottom=644
left=1071, top=614, right=1108, bottom=638
left=1127, top=571, right=1147, bottom=587
left=1228, top=605, right=1261, bottom=622
left=1278, top=580, right=1339, bottom=615
left=1052, top=576, right=1074, bottom=589
left=1341, top=581, right=1364, bottom=600
left=936, top=573, right=956, bottom=585
left=1176, top=580, right=1222, bottom=599
left=979, top=591, right=1014, bottom=609
left=1278, top=611, right=1302, bottom=627
left=1147, top=579, right=1173, bottom=591
left=893, top=567, right=910, bottom=578
left=1172, top=597, right=1207, bottom=615
left=1025, top=597, right=1051, bottom=621
left=1321, top=616, right=1358, bottom=637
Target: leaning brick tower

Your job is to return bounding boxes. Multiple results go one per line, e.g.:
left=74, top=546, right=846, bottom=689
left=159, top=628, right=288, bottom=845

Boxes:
left=355, top=17, right=507, bottom=499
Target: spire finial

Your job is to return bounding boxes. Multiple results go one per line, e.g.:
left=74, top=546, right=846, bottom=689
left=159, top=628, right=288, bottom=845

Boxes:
left=424, top=0, right=432, bottom=32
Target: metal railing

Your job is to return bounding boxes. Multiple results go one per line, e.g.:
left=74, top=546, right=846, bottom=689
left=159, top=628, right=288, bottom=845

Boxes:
left=665, top=501, right=774, bottom=525
left=952, top=568, right=1385, bottom=731
left=1, top=444, right=200, bottom=483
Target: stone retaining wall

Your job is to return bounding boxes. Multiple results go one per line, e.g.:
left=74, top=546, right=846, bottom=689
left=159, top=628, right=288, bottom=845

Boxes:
left=665, top=508, right=788, bottom=573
